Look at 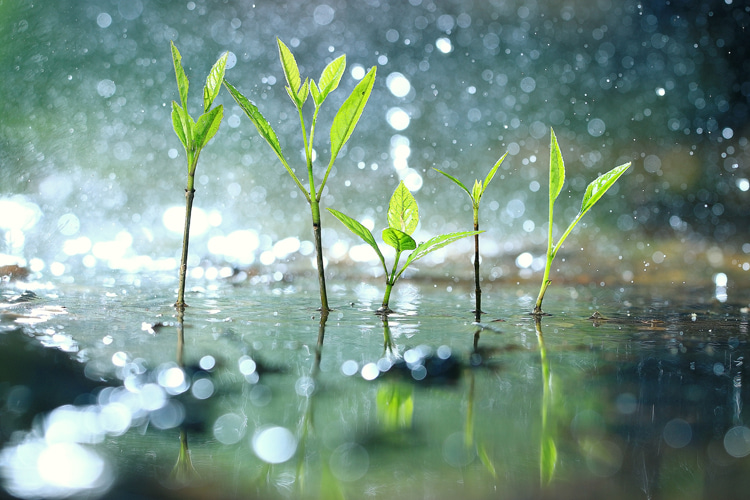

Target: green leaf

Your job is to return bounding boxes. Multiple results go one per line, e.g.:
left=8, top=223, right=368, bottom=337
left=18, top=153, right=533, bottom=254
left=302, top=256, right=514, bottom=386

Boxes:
left=401, top=231, right=481, bottom=273
left=480, top=151, right=508, bottom=201
left=310, top=80, right=321, bottom=106
left=327, top=208, right=386, bottom=267
left=387, top=181, right=419, bottom=235
left=298, top=77, right=310, bottom=107
left=171, top=102, right=189, bottom=150
left=170, top=41, right=189, bottom=110
left=317, top=54, right=346, bottom=103
left=382, top=227, right=417, bottom=252
left=223, top=80, right=284, bottom=160
left=329, top=66, right=376, bottom=164
left=471, top=179, right=483, bottom=204
left=277, top=38, right=302, bottom=104
left=433, top=168, right=472, bottom=200
left=579, top=162, right=631, bottom=216
left=203, top=51, right=229, bottom=113
left=549, top=129, right=565, bottom=202
left=194, top=105, right=223, bottom=152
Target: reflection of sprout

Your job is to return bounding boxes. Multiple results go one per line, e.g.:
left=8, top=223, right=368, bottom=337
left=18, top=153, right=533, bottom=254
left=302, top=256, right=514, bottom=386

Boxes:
left=376, top=383, right=413, bottom=431
left=535, top=318, right=557, bottom=485
left=170, top=430, right=198, bottom=485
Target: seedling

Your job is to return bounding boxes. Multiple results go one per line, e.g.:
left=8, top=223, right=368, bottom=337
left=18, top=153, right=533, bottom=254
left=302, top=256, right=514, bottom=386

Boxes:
left=170, top=41, right=228, bottom=309
left=533, top=128, right=631, bottom=315
left=224, top=39, right=376, bottom=315
left=329, top=181, right=481, bottom=315
left=434, top=152, right=508, bottom=320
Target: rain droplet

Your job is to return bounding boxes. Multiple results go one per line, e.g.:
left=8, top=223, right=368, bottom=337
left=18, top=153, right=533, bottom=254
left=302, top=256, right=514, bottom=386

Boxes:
left=587, top=118, right=606, bottom=137
left=96, top=13, right=112, bottom=29
left=386, top=72, right=411, bottom=97
left=313, top=4, right=334, bottom=26
left=252, top=426, right=297, bottom=463
left=96, top=79, right=116, bottom=98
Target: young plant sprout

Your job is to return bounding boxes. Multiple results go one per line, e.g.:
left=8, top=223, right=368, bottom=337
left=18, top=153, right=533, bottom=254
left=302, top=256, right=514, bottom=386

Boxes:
left=434, top=152, right=508, bottom=320
left=170, top=42, right=228, bottom=309
left=329, top=181, right=481, bottom=315
left=533, top=128, right=631, bottom=315
left=224, top=39, right=376, bottom=315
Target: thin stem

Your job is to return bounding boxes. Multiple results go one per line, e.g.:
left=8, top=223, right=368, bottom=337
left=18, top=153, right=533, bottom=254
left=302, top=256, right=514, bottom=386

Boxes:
left=311, top=202, right=330, bottom=314
left=379, top=252, right=402, bottom=315
left=318, top=155, right=335, bottom=201
left=297, top=106, right=310, bottom=171
left=379, top=281, right=394, bottom=315
left=552, top=212, right=585, bottom=259
left=534, top=182, right=558, bottom=316
left=533, top=212, right=586, bottom=315
left=308, top=106, right=321, bottom=187
left=533, top=256, right=553, bottom=315
left=277, top=153, right=311, bottom=203
left=175, top=182, right=195, bottom=310
left=473, top=207, right=481, bottom=321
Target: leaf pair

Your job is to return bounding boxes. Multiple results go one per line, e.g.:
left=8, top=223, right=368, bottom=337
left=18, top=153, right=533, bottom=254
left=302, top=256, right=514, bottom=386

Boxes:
left=382, top=182, right=418, bottom=253
left=434, top=151, right=508, bottom=210
left=170, top=41, right=228, bottom=175
left=547, top=128, right=631, bottom=259
left=278, top=39, right=346, bottom=109
left=224, top=39, right=376, bottom=200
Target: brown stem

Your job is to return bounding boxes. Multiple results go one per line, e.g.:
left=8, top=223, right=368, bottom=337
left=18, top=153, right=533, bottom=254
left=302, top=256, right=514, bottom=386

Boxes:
left=312, top=220, right=330, bottom=314
left=175, top=188, right=195, bottom=309
left=473, top=222, right=481, bottom=322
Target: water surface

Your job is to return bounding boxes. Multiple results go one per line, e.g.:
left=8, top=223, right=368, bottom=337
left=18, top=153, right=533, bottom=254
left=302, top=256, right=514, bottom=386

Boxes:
left=1, top=274, right=749, bottom=499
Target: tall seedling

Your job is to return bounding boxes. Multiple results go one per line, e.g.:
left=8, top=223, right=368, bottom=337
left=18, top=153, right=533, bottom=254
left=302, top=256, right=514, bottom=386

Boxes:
left=224, top=39, right=376, bottom=315
left=533, top=128, right=631, bottom=315
left=434, top=152, right=508, bottom=320
left=329, top=182, right=481, bottom=315
left=170, top=42, right=228, bottom=309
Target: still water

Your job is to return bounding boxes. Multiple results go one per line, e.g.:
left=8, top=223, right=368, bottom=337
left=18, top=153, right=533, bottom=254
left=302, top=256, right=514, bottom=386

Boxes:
left=1, top=273, right=749, bottom=499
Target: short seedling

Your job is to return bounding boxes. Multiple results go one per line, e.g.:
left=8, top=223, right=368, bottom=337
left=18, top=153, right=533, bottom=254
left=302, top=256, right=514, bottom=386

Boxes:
left=434, top=152, right=508, bottom=320
left=533, top=128, right=631, bottom=315
left=170, top=42, right=228, bottom=309
left=224, top=39, right=376, bottom=315
left=329, top=181, right=481, bottom=315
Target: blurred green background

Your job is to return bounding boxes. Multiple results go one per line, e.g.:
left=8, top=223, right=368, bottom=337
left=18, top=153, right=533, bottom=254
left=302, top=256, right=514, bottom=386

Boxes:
left=1, top=0, right=748, bottom=284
